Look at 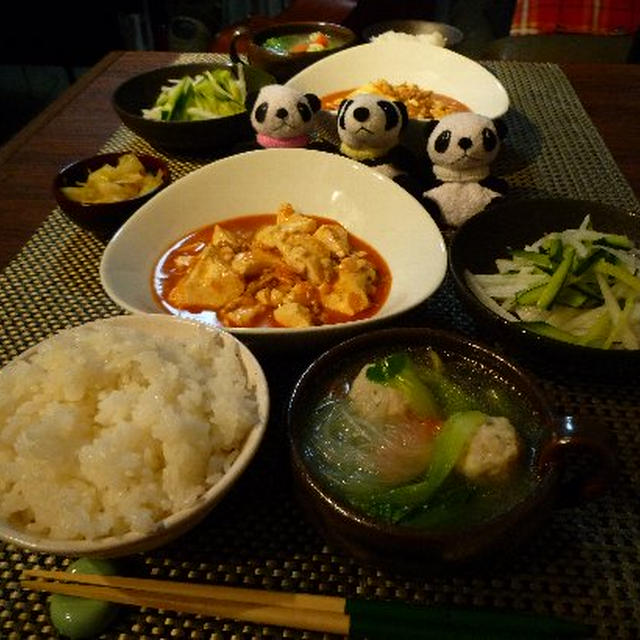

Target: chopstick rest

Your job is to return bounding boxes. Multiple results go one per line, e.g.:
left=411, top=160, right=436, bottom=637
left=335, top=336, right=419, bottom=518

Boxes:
left=21, top=569, right=593, bottom=639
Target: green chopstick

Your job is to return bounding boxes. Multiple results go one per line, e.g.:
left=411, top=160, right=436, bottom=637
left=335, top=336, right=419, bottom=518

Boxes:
left=346, top=599, right=593, bottom=639
left=21, top=569, right=593, bottom=638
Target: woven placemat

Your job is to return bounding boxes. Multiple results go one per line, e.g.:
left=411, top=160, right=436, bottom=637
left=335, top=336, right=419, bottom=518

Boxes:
left=2, top=55, right=640, bottom=639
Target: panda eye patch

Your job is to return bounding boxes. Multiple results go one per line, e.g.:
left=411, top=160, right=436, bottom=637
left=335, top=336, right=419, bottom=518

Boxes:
left=254, top=102, right=269, bottom=123
left=434, top=130, right=451, bottom=153
left=337, top=99, right=353, bottom=130
left=297, top=102, right=312, bottom=122
left=377, top=101, right=399, bottom=131
left=482, top=128, right=497, bottom=152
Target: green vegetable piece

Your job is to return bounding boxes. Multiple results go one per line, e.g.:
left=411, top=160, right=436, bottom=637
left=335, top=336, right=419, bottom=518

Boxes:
left=520, top=321, right=585, bottom=345
left=515, top=274, right=589, bottom=307
left=217, top=69, right=244, bottom=103
left=160, top=77, right=188, bottom=120
left=201, top=70, right=235, bottom=102
left=263, top=36, right=287, bottom=53
left=370, top=410, right=487, bottom=523
left=594, top=259, right=640, bottom=294
left=536, top=245, right=575, bottom=309
left=570, top=279, right=604, bottom=304
left=178, top=81, right=197, bottom=120
left=418, top=351, right=477, bottom=415
left=365, top=352, right=440, bottom=419
left=580, top=311, right=611, bottom=348
left=555, top=285, right=590, bottom=307
left=146, top=67, right=251, bottom=123
left=572, top=247, right=608, bottom=277
left=594, top=233, right=634, bottom=250
left=403, top=481, right=478, bottom=528
left=604, top=294, right=637, bottom=349
left=510, top=249, right=553, bottom=271
left=540, top=235, right=563, bottom=262
left=49, top=558, right=119, bottom=640
left=515, top=282, right=546, bottom=306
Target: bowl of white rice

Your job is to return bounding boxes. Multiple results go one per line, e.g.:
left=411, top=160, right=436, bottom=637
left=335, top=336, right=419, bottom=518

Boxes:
left=0, top=314, right=269, bottom=557
left=361, top=20, right=464, bottom=48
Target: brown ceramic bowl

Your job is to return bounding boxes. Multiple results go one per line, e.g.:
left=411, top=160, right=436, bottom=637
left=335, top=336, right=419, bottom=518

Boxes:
left=112, top=62, right=275, bottom=153
left=230, top=21, right=357, bottom=83
left=287, top=327, right=614, bottom=572
left=53, top=152, right=170, bottom=240
left=448, top=198, right=640, bottom=377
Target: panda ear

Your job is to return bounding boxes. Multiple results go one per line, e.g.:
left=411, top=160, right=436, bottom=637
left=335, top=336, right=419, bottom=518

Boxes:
left=423, top=119, right=439, bottom=140
left=304, top=93, right=321, bottom=113
left=394, top=101, right=409, bottom=130
left=493, top=117, right=508, bottom=141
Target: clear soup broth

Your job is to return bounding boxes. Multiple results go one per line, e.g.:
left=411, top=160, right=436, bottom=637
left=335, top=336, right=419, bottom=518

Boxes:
left=300, top=346, right=546, bottom=531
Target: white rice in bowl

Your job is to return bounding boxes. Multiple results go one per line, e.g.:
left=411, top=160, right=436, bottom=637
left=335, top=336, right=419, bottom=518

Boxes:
left=0, top=317, right=262, bottom=541
left=371, top=30, right=447, bottom=48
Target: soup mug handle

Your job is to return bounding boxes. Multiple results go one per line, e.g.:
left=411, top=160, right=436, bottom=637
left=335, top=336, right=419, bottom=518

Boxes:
left=230, top=26, right=250, bottom=66
left=538, top=415, right=616, bottom=506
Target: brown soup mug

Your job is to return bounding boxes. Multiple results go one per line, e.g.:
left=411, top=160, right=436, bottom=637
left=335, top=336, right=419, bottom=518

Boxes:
left=287, top=327, right=615, bottom=572
left=230, top=21, right=357, bottom=82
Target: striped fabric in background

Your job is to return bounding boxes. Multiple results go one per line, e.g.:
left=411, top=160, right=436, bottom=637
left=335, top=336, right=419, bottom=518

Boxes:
left=510, top=0, right=640, bottom=35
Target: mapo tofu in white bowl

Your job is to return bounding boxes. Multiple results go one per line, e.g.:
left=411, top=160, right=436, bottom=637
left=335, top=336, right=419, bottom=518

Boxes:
left=100, top=148, right=447, bottom=350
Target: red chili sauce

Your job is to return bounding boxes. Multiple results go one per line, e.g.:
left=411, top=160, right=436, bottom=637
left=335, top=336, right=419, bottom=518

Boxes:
left=322, top=86, right=469, bottom=120
left=153, top=213, right=392, bottom=329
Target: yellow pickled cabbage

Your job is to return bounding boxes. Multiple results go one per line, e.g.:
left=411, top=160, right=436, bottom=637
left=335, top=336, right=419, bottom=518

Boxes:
left=61, top=153, right=164, bottom=204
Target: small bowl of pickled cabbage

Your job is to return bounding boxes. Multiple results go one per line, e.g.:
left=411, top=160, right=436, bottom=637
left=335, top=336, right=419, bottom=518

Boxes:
left=112, top=62, right=275, bottom=153
left=53, top=152, right=170, bottom=240
left=287, top=327, right=614, bottom=571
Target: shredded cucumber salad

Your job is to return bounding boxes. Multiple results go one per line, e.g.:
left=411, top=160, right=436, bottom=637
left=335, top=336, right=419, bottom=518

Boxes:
left=465, top=214, right=640, bottom=350
left=142, top=65, right=247, bottom=122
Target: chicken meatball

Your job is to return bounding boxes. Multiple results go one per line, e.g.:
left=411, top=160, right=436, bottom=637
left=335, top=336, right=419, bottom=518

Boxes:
left=348, top=364, right=409, bottom=423
left=455, top=416, right=520, bottom=481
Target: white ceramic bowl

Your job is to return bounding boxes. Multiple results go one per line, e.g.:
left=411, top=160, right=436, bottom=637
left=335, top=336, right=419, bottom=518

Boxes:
left=362, top=20, right=464, bottom=48
left=0, top=314, right=269, bottom=558
left=286, top=40, right=509, bottom=119
left=100, top=148, right=447, bottom=350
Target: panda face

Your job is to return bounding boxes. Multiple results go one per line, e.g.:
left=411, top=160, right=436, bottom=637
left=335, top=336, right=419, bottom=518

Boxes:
left=426, top=112, right=503, bottom=170
left=337, top=93, right=408, bottom=152
left=251, top=85, right=321, bottom=139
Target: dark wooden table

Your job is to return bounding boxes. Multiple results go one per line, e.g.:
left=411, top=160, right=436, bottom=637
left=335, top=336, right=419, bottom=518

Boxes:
left=0, top=50, right=638, bottom=272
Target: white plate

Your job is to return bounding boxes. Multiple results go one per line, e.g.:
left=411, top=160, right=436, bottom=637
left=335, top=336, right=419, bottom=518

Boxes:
left=100, top=148, right=447, bottom=349
left=287, top=40, right=509, bottom=119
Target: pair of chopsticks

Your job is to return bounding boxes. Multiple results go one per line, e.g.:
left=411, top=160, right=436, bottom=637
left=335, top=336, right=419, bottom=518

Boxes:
left=21, top=569, right=593, bottom=639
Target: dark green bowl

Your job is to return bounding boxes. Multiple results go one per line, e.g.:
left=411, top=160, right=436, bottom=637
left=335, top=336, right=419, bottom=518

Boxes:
left=112, top=62, right=275, bottom=153
left=448, top=198, right=640, bottom=377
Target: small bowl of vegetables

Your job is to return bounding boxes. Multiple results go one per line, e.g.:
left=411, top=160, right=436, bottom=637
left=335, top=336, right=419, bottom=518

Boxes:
left=448, top=198, right=640, bottom=376
left=53, top=151, right=170, bottom=239
left=287, top=326, right=614, bottom=571
left=112, top=62, right=275, bottom=153
left=230, top=22, right=357, bottom=83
